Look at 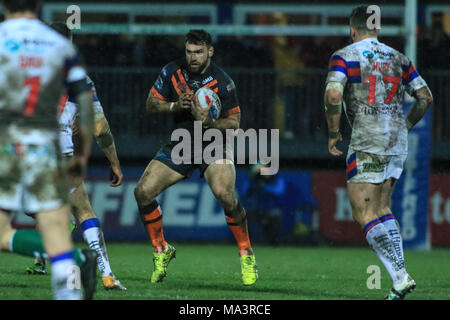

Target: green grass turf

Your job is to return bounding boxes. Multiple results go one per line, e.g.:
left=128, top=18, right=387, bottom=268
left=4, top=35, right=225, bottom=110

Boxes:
left=0, top=242, right=449, bottom=300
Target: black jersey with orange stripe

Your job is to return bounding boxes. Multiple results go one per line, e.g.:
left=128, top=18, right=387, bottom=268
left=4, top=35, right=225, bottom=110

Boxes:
left=150, top=58, right=241, bottom=131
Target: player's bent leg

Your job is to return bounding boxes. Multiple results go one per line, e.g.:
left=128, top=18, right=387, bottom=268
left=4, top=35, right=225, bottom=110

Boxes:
left=36, top=205, right=81, bottom=299
left=347, top=182, right=382, bottom=228
left=134, top=160, right=183, bottom=282
left=36, top=205, right=99, bottom=300
left=348, top=182, right=407, bottom=298
left=378, top=178, right=413, bottom=300
left=0, top=213, right=49, bottom=275
left=1, top=211, right=48, bottom=275
left=378, top=178, right=396, bottom=217
left=36, top=204, right=73, bottom=257
left=20, top=213, right=48, bottom=275
left=204, top=160, right=258, bottom=285
left=70, top=182, right=126, bottom=291
left=0, top=210, right=14, bottom=251
left=134, top=159, right=185, bottom=207
left=134, top=160, right=183, bottom=252
left=204, top=160, right=251, bottom=253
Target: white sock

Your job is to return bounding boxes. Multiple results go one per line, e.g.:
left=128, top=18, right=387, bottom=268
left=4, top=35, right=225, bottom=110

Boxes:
left=81, top=218, right=113, bottom=277
left=380, top=214, right=406, bottom=273
left=365, top=221, right=406, bottom=285
left=50, top=251, right=81, bottom=300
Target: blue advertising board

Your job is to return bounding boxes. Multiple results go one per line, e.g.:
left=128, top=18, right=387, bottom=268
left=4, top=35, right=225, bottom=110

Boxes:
left=61, top=168, right=317, bottom=241
left=391, top=100, right=432, bottom=250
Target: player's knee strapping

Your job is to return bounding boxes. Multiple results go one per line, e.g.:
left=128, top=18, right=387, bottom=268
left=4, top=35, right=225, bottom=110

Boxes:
left=138, top=200, right=167, bottom=248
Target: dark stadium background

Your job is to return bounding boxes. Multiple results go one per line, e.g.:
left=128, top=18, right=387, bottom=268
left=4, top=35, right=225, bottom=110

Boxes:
left=3, top=0, right=450, bottom=248
left=2, top=0, right=450, bottom=303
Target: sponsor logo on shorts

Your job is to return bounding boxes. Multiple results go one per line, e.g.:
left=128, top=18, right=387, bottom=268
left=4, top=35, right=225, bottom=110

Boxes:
left=362, top=162, right=384, bottom=173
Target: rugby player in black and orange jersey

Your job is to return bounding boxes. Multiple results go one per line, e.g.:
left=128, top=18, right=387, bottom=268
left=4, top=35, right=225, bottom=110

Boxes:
left=134, top=30, right=258, bottom=285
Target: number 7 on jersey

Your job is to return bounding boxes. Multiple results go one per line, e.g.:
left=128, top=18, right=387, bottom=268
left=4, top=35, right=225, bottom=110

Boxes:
left=23, top=76, right=41, bottom=117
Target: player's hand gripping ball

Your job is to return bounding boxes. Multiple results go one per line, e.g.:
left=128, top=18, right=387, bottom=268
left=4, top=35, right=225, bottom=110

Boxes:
left=194, top=87, right=222, bottom=120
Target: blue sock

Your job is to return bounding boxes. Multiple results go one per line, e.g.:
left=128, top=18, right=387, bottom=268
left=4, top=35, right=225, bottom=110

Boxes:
left=50, top=250, right=75, bottom=264
left=81, top=218, right=100, bottom=232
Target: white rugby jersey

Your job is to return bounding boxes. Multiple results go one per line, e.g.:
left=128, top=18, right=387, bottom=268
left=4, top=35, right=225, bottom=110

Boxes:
left=326, top=37, right=428, bottom=155
left=0, top=18, right=86, bottom=129
left=59, top=76, right=105, bottom=154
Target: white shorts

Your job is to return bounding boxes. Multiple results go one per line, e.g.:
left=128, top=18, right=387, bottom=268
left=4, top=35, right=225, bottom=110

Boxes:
left=346, top=147, right=407, bottom=184
left=0, top=127, right=69, bottom=213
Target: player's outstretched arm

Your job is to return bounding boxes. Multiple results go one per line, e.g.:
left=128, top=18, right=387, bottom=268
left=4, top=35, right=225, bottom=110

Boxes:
left=406, top=86, right=433, bottom=131
left=94, top=117, right=123, bottom=187
left=324, top=82, right=344, bottom=157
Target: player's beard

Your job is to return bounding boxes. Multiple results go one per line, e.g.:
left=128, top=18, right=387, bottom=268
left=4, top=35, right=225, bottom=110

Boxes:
left=188, top=58, right=209, bottom=74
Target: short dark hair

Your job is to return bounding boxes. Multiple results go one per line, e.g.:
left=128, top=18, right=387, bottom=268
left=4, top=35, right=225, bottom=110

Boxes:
left=185, top=29, right=212, bottom=47
left=50, top=22, right=72, bottom=39
left=1, top=0, right=40, bottom=13
left=349, top=5, right=377, bottom=34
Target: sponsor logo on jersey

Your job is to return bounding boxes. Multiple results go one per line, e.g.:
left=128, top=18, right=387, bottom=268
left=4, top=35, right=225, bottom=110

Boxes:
left=4, top=39, right=20, bottom=52
left=373, top=49, right=395, bottom=60
left=360, top=105, right=400, bottom=116
left=202, top=76, right=213, bottom=85
left=363, top=50, right=374, bottom=59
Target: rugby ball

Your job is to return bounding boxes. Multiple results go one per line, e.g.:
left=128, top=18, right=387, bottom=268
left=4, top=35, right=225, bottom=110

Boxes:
left=194, top=87, right=221, bottom=120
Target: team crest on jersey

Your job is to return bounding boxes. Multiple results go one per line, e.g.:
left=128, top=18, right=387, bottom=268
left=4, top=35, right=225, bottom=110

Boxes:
left=188, top=80, right=202, bottom=91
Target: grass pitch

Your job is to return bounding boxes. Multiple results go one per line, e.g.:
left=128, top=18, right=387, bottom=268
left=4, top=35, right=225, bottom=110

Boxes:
left=0, top=242, right=449, bottom=300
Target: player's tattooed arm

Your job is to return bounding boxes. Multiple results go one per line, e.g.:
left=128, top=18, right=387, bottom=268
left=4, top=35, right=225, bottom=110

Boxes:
left=68, top=90, right=94, bottom=177
left=406, top=86, right=433, bottom=131
left=324, top=82, right=344, bottom=117
left=94, top=117, right=123, bottom=186
left=324, top=82, right=343, bottom=135
left=146, top=92, right=193, bottom=114
left=76, top=90, right=95, bottom=157
left=324, top=82, right=344, bottom=156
